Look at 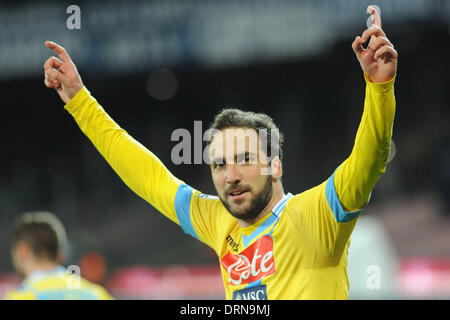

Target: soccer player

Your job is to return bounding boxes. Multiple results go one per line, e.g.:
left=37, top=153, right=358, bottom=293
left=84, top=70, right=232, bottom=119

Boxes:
left=43, top=7, right=397, bottom=299
left=3, top=211, right=113, bottom=300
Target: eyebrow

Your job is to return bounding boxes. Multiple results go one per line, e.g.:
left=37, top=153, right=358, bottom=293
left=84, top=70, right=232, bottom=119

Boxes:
left=211, top=152, right=257, bottom=165
left=238, top=151, right=256, bottom=158
left=211, top=157, right=225, bottom=165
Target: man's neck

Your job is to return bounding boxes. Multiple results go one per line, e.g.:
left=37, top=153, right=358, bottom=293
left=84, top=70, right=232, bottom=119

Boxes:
left=24, top=260, right=61, bottom=279
left=237, top=182, right=285, bottom=228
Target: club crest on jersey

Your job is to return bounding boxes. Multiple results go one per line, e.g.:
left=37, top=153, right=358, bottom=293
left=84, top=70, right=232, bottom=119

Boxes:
left=221, top=234, right=275, bottom=285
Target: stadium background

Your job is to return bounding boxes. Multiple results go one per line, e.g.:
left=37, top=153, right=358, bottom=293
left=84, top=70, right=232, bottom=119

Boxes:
left=0, top=0, right=449, bottom=299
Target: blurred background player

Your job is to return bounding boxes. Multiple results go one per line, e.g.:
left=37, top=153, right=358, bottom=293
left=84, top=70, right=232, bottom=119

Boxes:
left=3, top=211, right=113, bottom=300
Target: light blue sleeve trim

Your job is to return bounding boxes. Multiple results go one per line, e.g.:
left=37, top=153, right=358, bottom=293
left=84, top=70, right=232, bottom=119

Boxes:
left=36, top=289, right=97, bottom=300
left=325, top=168, right=367, bottom=223
left=174, top=184, right=199, bottom=240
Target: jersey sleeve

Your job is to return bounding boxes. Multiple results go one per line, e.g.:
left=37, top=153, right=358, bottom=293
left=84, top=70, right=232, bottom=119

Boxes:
left=171, top=185, right=224, bottom=253
left=289, top=182, right=360, bottom=257
left=334, top=73, right=396, bottom=212
left=288, top=73, right=396, bottom=257
left=64, top=87, right=187, bottom=225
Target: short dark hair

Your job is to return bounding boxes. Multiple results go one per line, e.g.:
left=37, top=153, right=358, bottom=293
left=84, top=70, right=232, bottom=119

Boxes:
left=12, top=211, right=67, bottom=262
left=208, top=108, right=284, bottom=161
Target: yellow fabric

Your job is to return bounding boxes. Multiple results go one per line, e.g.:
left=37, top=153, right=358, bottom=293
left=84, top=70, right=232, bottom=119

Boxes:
left=335, top=73, right=396, bottom=211
left=3, top=267, right=113, bottom=300
left=62, top=73, right=396, bottom=299
left=64, top=89, right=184, bottom=224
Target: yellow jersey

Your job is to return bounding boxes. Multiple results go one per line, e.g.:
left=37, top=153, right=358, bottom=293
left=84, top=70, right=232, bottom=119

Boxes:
left=62, top=73, right=396, bottom=299
left=3, top=266, right=113, bottom=300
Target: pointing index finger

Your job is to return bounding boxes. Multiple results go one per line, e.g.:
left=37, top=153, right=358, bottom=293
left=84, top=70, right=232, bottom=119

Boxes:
left=368, top=5, right=382, bottom=28
left=45, top=41, right=72, bottom=63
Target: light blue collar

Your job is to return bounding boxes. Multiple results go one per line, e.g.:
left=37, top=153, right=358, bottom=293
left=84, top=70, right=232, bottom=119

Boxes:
left=25, top=265, right=66, bottom=284
left=241, top=193, right=293, bottom=247
left=271, top=193, right=293, bottom=218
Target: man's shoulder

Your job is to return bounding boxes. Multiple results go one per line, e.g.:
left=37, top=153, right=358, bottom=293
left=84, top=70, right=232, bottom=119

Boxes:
left=193, top=190, right=235, bottom=225
left=197, top=193, right=220, bottom=200
left=192, top=190, right=222, bottom=209
left=2, top=286, right=36, bottom=300
left=10, top=272, right=112, bottom=300
left=78, top=278, right=113, bottom=300
left=288, top=181, right=328, bottom=205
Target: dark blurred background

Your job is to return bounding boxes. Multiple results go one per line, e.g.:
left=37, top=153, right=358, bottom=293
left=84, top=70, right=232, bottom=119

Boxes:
left=0, top=0, right=449, bottom=299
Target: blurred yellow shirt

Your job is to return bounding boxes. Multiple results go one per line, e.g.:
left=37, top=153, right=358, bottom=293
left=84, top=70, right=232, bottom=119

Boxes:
left=63, top=73, right=396, bottom=299
left=3, top=266, right=113, bottom=300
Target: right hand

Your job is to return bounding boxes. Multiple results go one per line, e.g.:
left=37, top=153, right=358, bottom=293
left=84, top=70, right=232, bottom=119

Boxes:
left=44, top=41, right=83, bottom=104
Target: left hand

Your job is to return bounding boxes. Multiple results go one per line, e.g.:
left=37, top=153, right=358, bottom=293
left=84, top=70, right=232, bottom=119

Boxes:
left=352, top=6, right=398, bottom=83
left=44, top=41, right=83, bottom=104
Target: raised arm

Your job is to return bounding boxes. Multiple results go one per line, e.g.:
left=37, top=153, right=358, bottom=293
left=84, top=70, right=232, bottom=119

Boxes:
left=333, top=7, right=398, bottom=213
left=43, top=41, right=184, bottom=224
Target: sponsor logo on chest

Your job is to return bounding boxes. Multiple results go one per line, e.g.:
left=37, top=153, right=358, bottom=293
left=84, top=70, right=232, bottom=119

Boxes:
left=221, top=234, right=275, bottom=285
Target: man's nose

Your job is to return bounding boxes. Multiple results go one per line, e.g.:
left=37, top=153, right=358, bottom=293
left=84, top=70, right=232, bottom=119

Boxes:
left=226, top=164, right=242, bottom=185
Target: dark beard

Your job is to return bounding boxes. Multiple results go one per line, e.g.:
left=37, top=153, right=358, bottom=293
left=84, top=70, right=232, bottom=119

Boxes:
left=219, top=175, right=273, bottom=223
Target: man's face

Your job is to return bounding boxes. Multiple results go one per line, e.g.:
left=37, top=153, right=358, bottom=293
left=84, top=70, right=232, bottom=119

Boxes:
left=208, top=127, right=274, bottom=222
